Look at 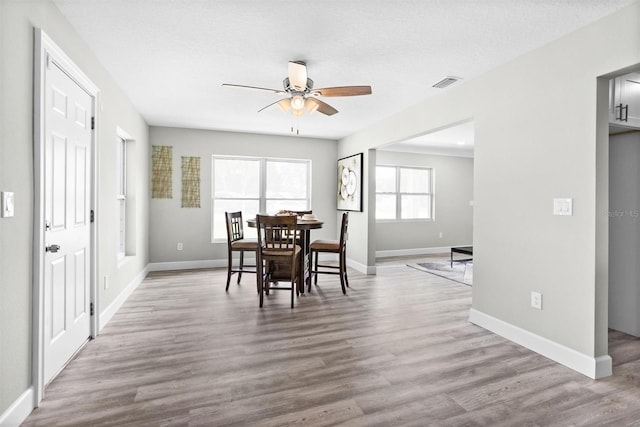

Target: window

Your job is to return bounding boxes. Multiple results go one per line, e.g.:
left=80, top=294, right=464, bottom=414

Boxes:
left=116, top=127, right=135, bottom=260
left=116, top=135, right=127, bottom=258
left=212, top=156, right=311, bottom=241
left=376, top=165, right=433, bottom=220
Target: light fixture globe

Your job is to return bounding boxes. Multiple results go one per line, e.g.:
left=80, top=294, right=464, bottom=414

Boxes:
left=291, top=95, right=305, bottom=111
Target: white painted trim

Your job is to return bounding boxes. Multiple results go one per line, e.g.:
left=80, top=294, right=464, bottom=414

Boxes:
left=148, top=259, right=225, bottom=272
left=148, top=253, right=343, bottom=273
left=0, top=387, right=34, bottom=427
left=469, top=308, right=612, bottom=379
left=99, top=266, right=149, bottom=331
left=346, top=257, right=376, bottom=275
left=376, top=246, right=455, bottom=258
left=32, top=28, right=101, bottom=406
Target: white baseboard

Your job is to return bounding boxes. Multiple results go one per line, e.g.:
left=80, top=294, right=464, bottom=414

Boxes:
left=99, top=266, right=149, bottom=331
left=148, top=254, right=337, bottom=273
left=147, top=259, right=225, bottom=271
left=0, top=387, right=33, bottom=427
left=376, top=246, right=460, bottom=258
left=347, top=257, right=376, bottom=275
left=469, top=308, right=612, bottom=379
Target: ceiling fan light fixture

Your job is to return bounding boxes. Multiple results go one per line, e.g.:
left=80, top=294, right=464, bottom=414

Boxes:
left=292, top=108, right=304, bottom=117
left=291, top=95, right=305, bottom=110
left=277, top=98, right=291, bottom=112
left=304, top=98, right=319, bottom=114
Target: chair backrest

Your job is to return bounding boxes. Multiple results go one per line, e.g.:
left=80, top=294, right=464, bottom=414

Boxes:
left=225, top=211, right=245, bottom=245
left=256, top=214, right=298, bottom=254
left=339, top=212, right=349, bottom=247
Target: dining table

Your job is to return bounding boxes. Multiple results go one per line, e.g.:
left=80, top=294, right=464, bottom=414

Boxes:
left=246, top=216, right=323, bottom=294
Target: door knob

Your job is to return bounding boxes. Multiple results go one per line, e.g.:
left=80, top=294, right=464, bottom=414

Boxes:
left=45, top=244, right=61, bottom=253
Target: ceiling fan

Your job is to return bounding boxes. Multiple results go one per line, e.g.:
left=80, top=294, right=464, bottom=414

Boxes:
left=222, top=61, right=372, bottom=117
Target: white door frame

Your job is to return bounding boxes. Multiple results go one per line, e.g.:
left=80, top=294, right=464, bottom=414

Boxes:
left=32, top=28, right=100, bottom=405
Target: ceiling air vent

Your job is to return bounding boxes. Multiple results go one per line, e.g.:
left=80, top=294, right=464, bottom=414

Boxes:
left=432, top=76, right=461, bottom=89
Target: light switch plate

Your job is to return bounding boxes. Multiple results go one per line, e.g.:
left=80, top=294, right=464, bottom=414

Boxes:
left=553, top=198, right=572, bottom=216
left=1, top=192, right=14, bottom=218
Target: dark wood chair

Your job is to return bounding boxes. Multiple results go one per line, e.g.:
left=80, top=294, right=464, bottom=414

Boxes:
left=309, top=212, right=349, bottom=294
left=225, top=211, right=258, bottom=291
left=256, top=214, right=301, bottom=308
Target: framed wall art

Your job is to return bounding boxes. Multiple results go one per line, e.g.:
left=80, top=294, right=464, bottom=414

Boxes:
left=337, top=153, right=363, bottom=211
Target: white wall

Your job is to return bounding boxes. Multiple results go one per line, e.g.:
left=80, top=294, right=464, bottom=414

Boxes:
left=375, top=150, right=473, bottom=253
left=339, top=2, right=640, bottom=375
left=609, top=131, right=640, bottom=336
left=148, top=127, right=338, bottom=265
left=0, top=0, right=149, bottom=420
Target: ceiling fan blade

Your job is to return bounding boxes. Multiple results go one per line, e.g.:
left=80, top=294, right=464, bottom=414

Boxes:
left=258, top=98, right=291, bottom=113
left=311, top=86, right=372, bottom=97
left=288, top=61, right=308, bottom=91
left=222, top=83, right=286, bottom=95
left=309, top=98, right=338, bottom=116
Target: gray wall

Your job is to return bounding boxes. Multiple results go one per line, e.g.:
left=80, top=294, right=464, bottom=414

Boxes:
left=339, top=3, right=640, bottom=362
left=149, top=127, right=338, bottom=264
left=0, top=0, right=149, bottom=416
left=375, top=150, right=473, bottom=253
left=609, top=131, right=640, bottom=336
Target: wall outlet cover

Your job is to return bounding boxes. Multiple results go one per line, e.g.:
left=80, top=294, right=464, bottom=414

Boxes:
left=1, top=191, right=15, bottom=217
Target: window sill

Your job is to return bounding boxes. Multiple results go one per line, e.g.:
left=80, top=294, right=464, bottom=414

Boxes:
left=117, top=254, right=133, bottom=268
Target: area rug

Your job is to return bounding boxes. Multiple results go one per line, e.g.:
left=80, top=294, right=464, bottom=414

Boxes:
left=408, top=261, right=473, bottom=286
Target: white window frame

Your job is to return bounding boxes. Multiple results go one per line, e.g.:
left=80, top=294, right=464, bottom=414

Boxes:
left=376, top=165, right=433, bottom=221
left=116, top=135, right=127, bottom=259
left=211, top=155, right=311, bottom=242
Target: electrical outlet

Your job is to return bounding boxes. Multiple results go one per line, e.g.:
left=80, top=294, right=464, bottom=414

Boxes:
left=104, top=275, right=109, bottom=290
left=177, top=242, right=183, bottom=251
left=1, top=191, right=15, bottom=217
left=439, top=232, right=444, bottom=239
left=531, top=291, right=542, bottom=310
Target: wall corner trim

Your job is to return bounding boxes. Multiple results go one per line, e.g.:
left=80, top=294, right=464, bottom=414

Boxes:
left=469, top=308, right=612, bottom=379
left=0, top=387, right=34, bottom=426
left=99, top=266, right=149, bottom=331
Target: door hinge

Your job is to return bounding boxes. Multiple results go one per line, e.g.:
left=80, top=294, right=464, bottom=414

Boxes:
left=91, top=117, right=95, bottom=130
left=90, top=302, right=94, bottom=316
left=90, top=210, right=95, bottom=223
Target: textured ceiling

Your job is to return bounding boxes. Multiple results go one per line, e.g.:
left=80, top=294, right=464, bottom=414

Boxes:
left=53, top=0, right=635, bottom=144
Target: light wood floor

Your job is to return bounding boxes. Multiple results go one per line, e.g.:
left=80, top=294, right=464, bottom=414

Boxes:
left=23, top=257, right=640, bottom=426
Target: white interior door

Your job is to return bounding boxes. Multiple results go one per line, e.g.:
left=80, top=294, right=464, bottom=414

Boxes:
left=43, top=60, right=93, bottom=384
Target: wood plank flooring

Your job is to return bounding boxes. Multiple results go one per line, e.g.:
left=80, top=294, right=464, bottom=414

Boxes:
left=22, top=257, right=640, bottom=426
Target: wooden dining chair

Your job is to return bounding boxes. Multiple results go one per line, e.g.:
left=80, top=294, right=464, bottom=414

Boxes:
left=256, top=214, right=301, bottom=308
left=225, top=211, right=258, bottom=291
left=309, top=212, right=349, bottom=294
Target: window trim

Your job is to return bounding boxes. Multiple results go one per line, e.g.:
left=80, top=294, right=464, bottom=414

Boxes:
left=116, top=134, right=127, bottom=260
left=375, top=164, right=434, bottom=222
left=211, top=155, right=312, bottom=243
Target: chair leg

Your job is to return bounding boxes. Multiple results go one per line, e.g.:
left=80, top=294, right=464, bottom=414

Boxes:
left=313, top=251, right=319, bottom=285
left=257, top=255, right=264, bottom=307
left=237, top=251, right=244, bottom=284
left=291, top=258, right=297, bottom=308
left=342, top=249, right=349, bottom=288
left=226, top=250, right=233, bottom=291
left=256, top=252, right=261, bottom=294
left=338, top=250, right=346, bottom=295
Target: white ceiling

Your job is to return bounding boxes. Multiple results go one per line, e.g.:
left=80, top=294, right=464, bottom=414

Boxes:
left=53, top=0, right=635, bottom=147
left=380, top=121, right=475, bottom=157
